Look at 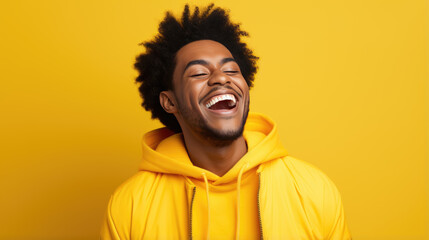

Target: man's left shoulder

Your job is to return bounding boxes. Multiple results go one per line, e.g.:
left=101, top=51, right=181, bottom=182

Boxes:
left=262, top=156, right=342, bottom=199
left=260, top=157, right=351, bottom=238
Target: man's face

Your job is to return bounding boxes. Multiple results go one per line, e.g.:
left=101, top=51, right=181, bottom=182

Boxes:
left=170, top=40, right=250, bottom=142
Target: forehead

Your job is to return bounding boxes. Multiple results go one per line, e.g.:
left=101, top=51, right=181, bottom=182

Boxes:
left=175, top=40, right=233, bottom=65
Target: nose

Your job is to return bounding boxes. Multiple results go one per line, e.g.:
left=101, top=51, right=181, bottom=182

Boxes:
left=207, top=70, right=230, bottom=86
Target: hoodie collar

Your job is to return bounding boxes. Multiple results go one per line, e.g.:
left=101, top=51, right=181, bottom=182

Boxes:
left=139, top=112, right=288, bottom=184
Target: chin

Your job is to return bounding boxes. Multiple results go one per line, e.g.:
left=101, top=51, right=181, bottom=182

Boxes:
left=208, top=127, right=243, bottom=140
left=199, top=107, right=249, bottom=145
left=198, top=127, right=244, bottom=147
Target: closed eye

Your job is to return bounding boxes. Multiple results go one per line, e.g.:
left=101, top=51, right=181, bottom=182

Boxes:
left=224, top=71, right=239, bottom=75
left=190, top=73, right=208, bottom=77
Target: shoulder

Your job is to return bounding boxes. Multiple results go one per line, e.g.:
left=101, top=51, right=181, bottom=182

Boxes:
left=111, top=171, right=155, bottom=196
left=262, top=157, right=350, bottom=238
left=108, top=170, right=187, bottom=212
left=108, top=170, right=162, bottom=210
left=262, top=156, right=343, bottom=216
left=283, top=156, right=338, bottom=188
left=263, top=156, right=339, bottom=192
left=107, top=171, right=162, bottom=220
left=263, top=156, right=350, bottom=239
left=101, top=171, right=158, bottom=239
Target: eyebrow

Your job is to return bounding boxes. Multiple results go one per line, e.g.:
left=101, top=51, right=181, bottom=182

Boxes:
left=183, top=57, right=236, bottom=72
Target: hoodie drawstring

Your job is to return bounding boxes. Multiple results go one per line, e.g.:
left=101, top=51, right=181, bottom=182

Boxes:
left=200, top=162, right=249, bottom=240
left=201, top=172, right=210, bottom=240
left=235, top=162, right=249, bottom=240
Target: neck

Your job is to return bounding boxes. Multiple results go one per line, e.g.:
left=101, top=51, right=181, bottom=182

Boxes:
left=181, top=130, right=247, bottom=176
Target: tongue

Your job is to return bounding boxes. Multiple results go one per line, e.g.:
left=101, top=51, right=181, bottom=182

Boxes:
left=209, top=100, right=235, bottom=110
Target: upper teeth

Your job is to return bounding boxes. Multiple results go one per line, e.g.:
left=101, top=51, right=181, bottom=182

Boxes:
left=205, top=94, right=236, bottom=108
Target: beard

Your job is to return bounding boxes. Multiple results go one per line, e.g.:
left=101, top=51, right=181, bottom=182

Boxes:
left=177, top=98, right=249, bottom=146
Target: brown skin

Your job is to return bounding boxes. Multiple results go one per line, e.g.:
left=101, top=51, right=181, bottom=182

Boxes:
left=159, top=40, right=249, bottom=176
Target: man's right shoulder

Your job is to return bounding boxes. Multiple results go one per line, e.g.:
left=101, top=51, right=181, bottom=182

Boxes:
left=110, top=171, right=160, bottom=201
left=109, top=170, right=188, bottom=204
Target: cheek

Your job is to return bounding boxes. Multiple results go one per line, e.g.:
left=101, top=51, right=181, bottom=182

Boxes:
left=243, top=83, right=249, bottom=92
left=238, top=80, right=249, bottom=95
left=189, top=82, right=207, bottom=98
left=177, top=83, right=203, bottom=108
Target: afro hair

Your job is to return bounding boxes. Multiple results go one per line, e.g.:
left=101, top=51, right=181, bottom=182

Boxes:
left=134, top=4, right=258, bottom=132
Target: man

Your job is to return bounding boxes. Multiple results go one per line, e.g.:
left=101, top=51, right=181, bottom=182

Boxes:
left=101, top=4, right=351, bottom=240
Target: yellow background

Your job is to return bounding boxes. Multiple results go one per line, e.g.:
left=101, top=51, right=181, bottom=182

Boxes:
left=1, top=0, right=428, bottom=239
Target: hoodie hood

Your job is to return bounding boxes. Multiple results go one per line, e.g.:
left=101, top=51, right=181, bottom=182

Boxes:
left=139, top=112, right=288, bottom=184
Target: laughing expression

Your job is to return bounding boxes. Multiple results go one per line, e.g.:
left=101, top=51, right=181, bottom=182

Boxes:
left=166, top=40, right=250, bottom=141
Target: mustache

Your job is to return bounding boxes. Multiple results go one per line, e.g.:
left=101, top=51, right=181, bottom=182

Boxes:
left=200, top=86, right=242, bottom=104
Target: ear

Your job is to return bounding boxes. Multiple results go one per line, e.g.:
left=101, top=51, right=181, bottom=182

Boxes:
left=159, top=90, right=177, bottom=114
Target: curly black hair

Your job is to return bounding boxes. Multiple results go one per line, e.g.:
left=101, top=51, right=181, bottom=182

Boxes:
left=134, top=4, right=258, bottom=132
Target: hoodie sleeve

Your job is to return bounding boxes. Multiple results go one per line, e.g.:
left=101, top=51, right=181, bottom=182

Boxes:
left=322, top=177, right=351, bottom=240
left=100, top=196, right=126, bottom=240
left=100, top=195, right=122, bottom=240
left=100, top=184, right=134, bottom=240
left=281, top=156, right=351, bottom=239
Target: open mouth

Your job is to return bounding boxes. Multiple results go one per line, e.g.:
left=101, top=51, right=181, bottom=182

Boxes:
left=205, top=94, right=237, bottom=110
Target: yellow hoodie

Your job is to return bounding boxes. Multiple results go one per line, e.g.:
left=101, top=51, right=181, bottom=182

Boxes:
left=101, top=113, right=351, bottom=240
